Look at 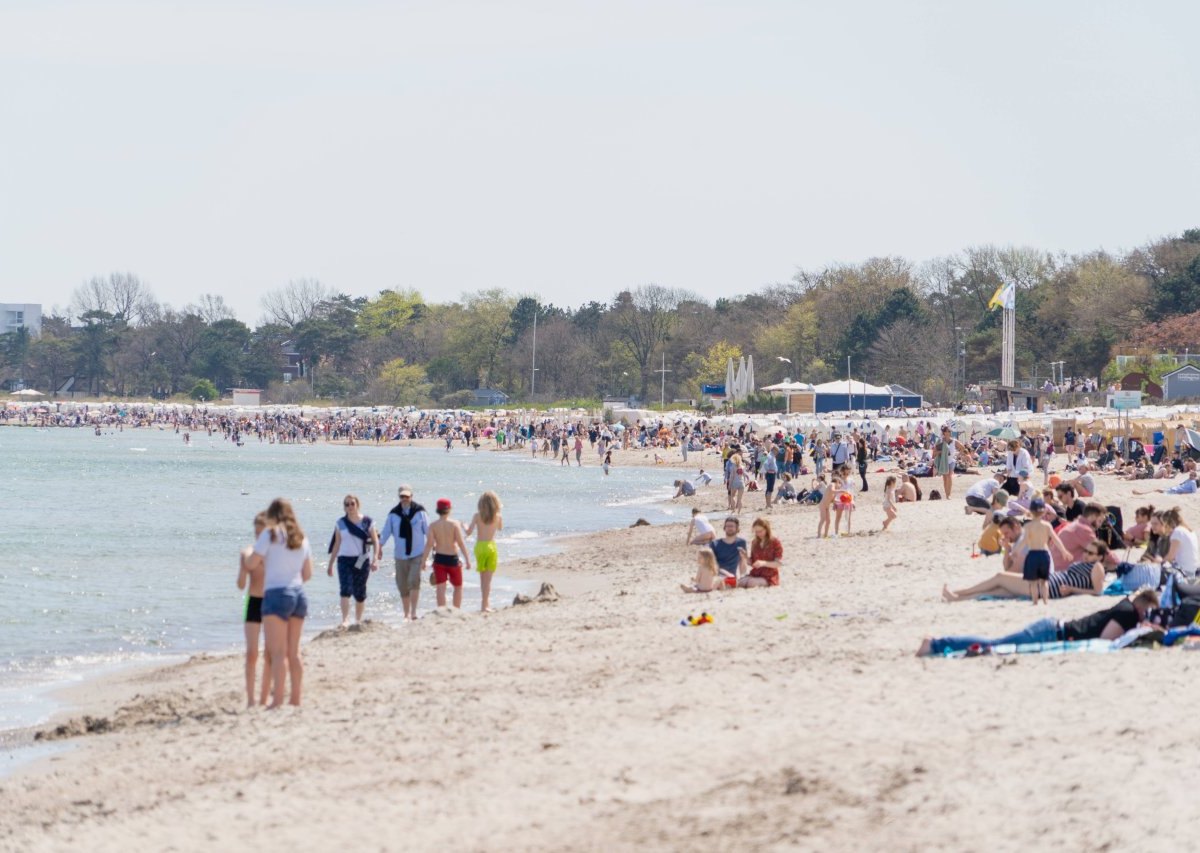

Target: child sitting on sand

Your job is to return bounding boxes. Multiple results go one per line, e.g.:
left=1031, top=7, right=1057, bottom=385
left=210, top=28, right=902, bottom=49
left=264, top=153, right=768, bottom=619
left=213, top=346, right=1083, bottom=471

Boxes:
left=681, top=549, right=722, bottom=593
left=978, top=513, right=1004, bottom=556
left=236, top=511, right=271, bottom=707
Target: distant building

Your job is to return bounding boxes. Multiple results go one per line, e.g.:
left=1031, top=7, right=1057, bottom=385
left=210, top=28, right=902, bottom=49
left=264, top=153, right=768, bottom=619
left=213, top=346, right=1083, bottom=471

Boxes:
left=0, top=303, right=41, bottom=336
left=1162, top=364, right=1200, bottom=401
left=472, top=388, right=509, bottom=407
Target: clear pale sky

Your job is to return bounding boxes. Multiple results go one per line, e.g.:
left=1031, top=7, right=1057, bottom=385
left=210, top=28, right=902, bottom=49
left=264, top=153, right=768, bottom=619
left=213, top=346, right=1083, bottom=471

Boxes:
left=2, top=1, right=1197, bottom=323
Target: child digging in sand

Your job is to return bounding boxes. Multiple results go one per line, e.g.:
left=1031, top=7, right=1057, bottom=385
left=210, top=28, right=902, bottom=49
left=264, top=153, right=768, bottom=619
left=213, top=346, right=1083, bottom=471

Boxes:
left=237, top=512, right=271, bottom=707
left=882, top=475, right=898, bottom=531
left=465, top=491, right=503, bottom=613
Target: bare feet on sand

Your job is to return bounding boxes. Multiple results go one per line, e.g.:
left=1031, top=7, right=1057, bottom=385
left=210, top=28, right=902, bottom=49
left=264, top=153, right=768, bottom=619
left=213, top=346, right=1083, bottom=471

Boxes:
left=916, top=638, right=933, bottom=656
left=941, top=584, right=958, bottom=603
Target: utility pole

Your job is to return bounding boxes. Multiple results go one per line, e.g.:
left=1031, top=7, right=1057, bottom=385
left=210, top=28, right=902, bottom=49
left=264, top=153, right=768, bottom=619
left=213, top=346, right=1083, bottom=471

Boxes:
left=846, top=355, right=852, bottom=412
left=656, top=352, right=672, bottom=410
left=530, top=308, right=538, bottom=398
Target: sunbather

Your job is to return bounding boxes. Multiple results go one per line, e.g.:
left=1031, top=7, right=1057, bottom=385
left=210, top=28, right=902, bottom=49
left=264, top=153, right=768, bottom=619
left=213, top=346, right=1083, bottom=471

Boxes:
left=917, top=588, right=1159, bottom=655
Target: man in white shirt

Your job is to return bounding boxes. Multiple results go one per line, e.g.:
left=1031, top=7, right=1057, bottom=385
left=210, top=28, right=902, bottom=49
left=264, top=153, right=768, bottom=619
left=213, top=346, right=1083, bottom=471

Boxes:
left=964, top=471, right=1006, bottom=516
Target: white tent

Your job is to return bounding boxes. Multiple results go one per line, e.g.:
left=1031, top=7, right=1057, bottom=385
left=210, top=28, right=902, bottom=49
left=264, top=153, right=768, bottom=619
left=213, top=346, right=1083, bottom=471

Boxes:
left=811, top=379, right=893, bottom=396
left=761, top=381, right=815, bottom=392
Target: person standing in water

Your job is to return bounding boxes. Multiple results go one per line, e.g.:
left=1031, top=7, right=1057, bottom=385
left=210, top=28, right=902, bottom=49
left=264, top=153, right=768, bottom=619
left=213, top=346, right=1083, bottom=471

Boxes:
left=465, top=491, right=503, bottom=613
left=423, top=498, right=472, bottom=609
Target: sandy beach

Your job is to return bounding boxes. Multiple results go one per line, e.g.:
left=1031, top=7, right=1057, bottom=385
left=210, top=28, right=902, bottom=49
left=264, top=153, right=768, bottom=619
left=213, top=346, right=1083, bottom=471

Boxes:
left=3, top=464, right=1200, bottom=852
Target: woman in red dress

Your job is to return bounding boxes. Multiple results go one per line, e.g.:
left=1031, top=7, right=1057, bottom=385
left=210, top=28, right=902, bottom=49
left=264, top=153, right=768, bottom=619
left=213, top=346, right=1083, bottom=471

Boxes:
left=740, top=517, right=783, bottom=588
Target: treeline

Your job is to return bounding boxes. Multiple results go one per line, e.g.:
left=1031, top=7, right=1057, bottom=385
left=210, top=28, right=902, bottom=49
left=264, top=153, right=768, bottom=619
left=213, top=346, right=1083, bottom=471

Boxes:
left=3, top=229, right=1199, bottom=405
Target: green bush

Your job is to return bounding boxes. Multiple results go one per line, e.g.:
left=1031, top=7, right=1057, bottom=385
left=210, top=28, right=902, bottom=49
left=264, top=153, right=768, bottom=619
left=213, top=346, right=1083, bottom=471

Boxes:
left=189, top=379, right=219, bottom=401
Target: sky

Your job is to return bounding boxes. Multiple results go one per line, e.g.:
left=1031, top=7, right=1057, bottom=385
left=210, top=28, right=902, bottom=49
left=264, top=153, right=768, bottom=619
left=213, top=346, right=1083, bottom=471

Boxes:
left=2, top=0, right=1198, bottom=324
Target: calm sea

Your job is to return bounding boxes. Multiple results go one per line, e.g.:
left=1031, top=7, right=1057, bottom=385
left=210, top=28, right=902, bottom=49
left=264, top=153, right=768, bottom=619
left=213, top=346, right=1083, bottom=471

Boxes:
left=0, top=426, right=685, bottom=734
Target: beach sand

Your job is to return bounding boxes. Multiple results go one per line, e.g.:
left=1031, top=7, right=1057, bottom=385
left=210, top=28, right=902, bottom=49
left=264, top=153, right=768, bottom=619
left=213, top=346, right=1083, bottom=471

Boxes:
left=3, top=466, right=1199, bottom=852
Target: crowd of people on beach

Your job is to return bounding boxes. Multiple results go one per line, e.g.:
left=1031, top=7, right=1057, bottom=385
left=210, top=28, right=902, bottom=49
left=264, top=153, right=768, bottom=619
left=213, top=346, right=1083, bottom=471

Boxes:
left=235, top=487, right=504, bottom=708
left=658, top=411, right=1200, bottom=660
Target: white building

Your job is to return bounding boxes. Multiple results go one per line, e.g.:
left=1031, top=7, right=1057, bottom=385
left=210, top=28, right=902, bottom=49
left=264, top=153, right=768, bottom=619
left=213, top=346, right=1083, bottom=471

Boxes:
left=1, top=303, right=42, bottom=336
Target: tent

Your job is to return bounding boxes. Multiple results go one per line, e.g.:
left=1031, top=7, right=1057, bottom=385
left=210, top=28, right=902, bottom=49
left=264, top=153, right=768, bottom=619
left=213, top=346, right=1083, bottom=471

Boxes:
left=810, top=379, right=922, bottom=413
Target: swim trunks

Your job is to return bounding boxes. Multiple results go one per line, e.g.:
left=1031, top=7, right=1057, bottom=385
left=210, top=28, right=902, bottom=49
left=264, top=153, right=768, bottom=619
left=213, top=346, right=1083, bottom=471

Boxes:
left=245, top=595, right=264, bottom=624
left=432, top=553, right=463, bottom=587
left=1023, top=550, right=1051, bottom=582
left=474, top=540, right=498, bottom=573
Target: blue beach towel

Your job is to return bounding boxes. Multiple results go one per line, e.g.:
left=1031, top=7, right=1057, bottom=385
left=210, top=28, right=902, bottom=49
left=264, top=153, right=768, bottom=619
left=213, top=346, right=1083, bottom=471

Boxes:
left=941, top=639, right=1113, bottom=658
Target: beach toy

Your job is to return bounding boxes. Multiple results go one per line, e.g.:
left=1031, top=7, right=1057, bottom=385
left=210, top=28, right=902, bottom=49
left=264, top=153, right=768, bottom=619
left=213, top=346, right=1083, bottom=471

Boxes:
left=1049, top=474, right=1062, bottom=487
left=680, top=612, right=714, bottom=627
left=837, top=492, right=853, bottom=505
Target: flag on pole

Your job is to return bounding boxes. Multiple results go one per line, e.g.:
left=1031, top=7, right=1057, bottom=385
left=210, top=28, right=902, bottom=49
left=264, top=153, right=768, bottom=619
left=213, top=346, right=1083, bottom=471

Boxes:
left=988, top=282, right=1015, bottom=311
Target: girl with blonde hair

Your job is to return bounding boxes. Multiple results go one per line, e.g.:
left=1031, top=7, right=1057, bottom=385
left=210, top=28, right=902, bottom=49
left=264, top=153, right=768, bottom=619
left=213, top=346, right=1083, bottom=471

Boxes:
left=466, top=491, right=504, bottom=612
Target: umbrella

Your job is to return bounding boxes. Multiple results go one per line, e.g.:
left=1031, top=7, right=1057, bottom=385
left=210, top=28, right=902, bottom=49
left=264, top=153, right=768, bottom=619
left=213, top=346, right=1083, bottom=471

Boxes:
left=987, top=426, right=1020, bottom=440
left=11, top=388, right=44, bottom=396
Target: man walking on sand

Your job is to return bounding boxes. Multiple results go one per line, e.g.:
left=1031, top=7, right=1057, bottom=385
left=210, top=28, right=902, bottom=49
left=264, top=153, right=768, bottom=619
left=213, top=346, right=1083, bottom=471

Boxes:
left=379, top=485, right=429, bottom=621
left=423, top=498, right=472, bottom=609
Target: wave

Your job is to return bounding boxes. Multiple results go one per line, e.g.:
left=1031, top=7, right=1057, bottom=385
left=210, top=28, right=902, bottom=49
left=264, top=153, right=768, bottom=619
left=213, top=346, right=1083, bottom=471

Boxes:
left=498, top=530, right=540, bottom=544
left=604, top=490, right=674, bottom=508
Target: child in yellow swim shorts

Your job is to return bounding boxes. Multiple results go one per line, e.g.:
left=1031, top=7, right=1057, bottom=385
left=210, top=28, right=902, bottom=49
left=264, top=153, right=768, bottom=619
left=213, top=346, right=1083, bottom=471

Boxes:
left=465, top=491, right=503, bottom=613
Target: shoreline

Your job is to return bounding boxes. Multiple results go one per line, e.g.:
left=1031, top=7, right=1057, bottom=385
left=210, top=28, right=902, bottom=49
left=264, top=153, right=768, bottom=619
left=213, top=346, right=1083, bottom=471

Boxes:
left=4, top=463, right=1199, bottom=849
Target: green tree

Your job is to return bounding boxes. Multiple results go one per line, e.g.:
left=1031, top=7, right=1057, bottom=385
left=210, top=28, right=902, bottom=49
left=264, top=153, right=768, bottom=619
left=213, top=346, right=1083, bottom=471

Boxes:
left=372, top=358, right=431, bottom=405
left=190, top=379, right=219, bottom=401
left=682, top=341, right=742, bottom=397
left=358, top=289, right=424, bottom=337
left=73, top=310, right=123, bottom=395
left=447, top=289, right=516, bottom=388
left=196, top=318, right=251, bottom=390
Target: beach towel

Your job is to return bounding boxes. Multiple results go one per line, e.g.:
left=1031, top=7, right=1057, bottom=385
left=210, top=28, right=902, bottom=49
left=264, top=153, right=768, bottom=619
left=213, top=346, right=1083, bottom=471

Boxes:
left=940, top=639, right=1113, bottom=658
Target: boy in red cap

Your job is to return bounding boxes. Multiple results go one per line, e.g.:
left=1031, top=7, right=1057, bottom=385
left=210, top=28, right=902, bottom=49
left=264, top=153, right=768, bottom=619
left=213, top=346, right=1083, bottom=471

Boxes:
left=423, top=498, right=472, bottom=608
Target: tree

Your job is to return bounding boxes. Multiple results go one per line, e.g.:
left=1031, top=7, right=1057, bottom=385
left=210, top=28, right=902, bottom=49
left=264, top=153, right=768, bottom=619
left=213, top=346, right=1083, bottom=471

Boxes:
left=260, top=278, right=334, bottom=327
left=358, top=289, right=424, bottom=337
left=608, top=284, right=692, bottom=402
left=190, top=379, right=219, bottom=401
left=1147, top=253, right=1200, bottom=322
left=371, top=358, right=431, bottom=405
left=73, top=310, right=123, bottom=395
left=72, top=273, right=154, bottom=325
left=0, top=326, right=31, bottom=385
left=682, top=341, right=742, bottom=397
left=753, top=302, right=819, bottom=384
left=27, top=337, right=72, bottom=395
left=190, top=294, right=237, bottom=324
left=447, top=289, right=517, bottom=388
left=196, top=319, right=251, bottom=390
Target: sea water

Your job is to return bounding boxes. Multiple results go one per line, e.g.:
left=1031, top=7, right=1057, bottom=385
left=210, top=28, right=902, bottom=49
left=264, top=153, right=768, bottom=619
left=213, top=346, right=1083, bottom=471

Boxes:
left=0, top=426, right=688, bottom=735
